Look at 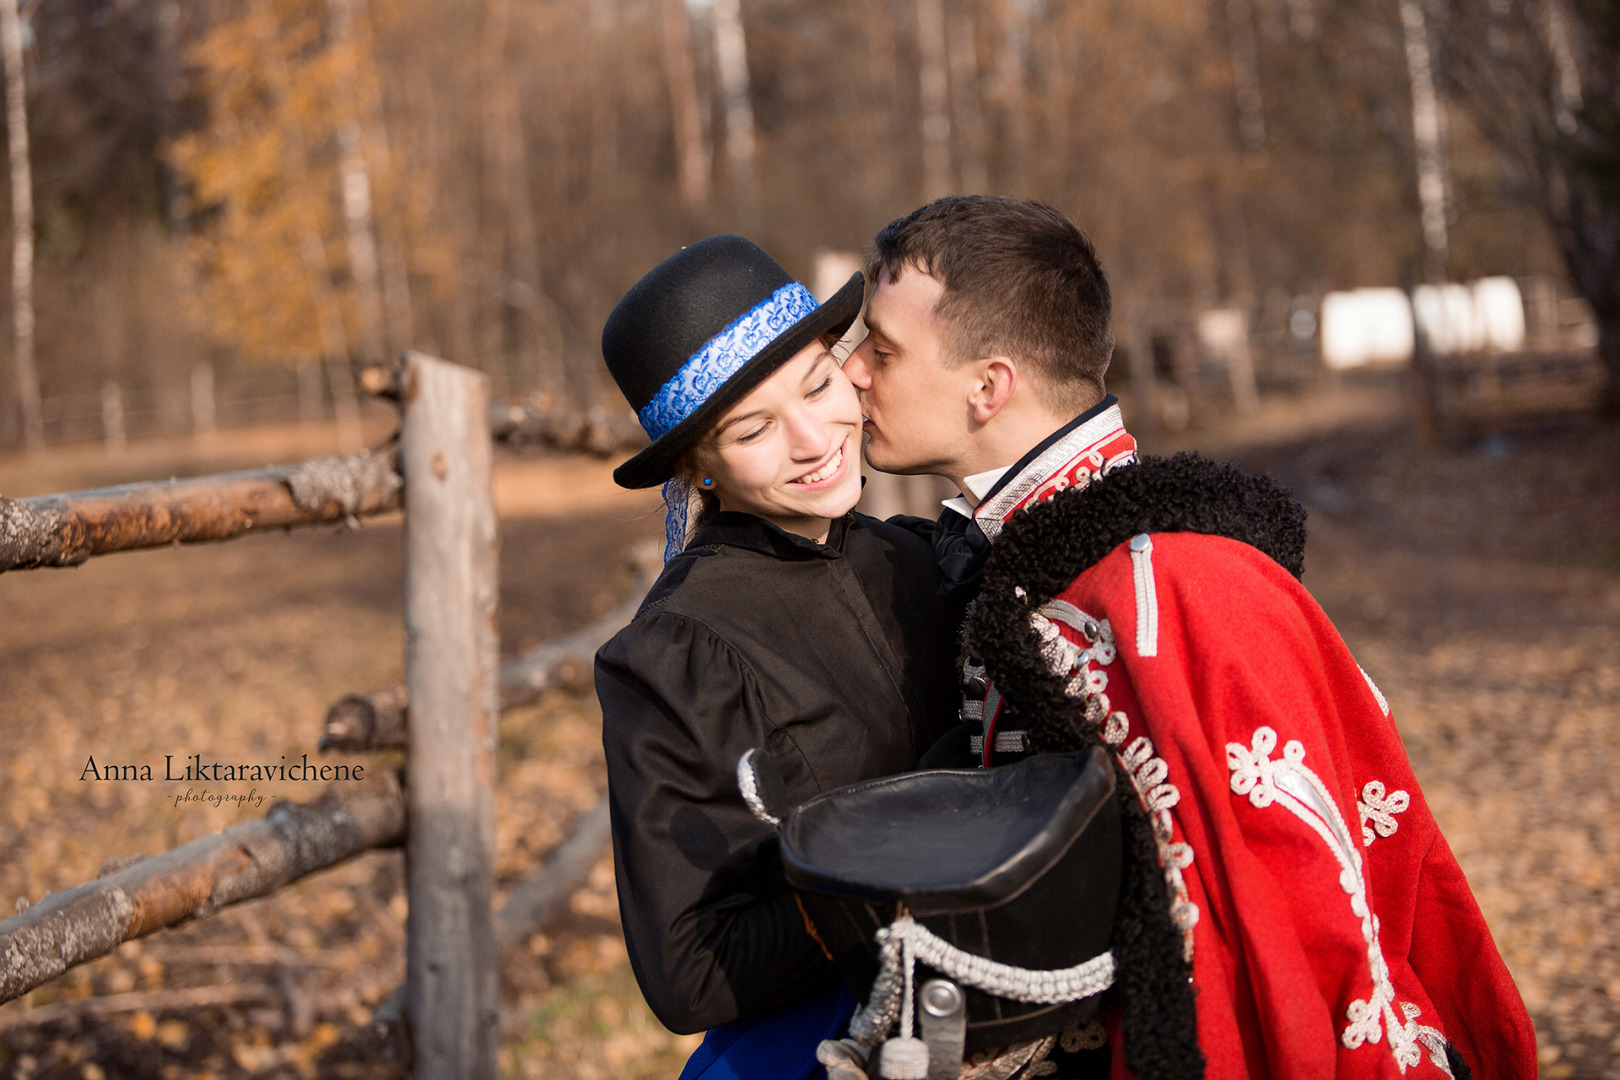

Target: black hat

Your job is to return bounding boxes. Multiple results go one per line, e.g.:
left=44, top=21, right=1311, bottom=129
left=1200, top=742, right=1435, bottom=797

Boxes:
left=739, top=745, right=1123, bottom=1055
left=602, top=235, right=865, bottom=489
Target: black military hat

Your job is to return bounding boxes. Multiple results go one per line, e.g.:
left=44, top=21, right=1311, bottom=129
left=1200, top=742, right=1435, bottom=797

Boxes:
left=602, top=234, right=864, bottom=489
left=739, top=745, right=1123, bottom=1067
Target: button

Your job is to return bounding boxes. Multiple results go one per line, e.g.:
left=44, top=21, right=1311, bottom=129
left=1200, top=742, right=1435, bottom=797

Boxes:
left=921, top=979, right=964, bottom=1017
left=963, top=674, right=989, bottom=697
left=1130, top=533, right=1152, bottom=552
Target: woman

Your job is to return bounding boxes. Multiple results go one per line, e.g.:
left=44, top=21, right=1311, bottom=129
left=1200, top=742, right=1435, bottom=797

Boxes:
left=593, top=235, right=959, bottom=1075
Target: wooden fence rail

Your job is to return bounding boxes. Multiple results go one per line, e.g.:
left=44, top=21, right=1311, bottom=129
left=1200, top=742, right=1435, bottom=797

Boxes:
left=1, top=354, right=645, bottom=1080
left=0, top=449, right=402, bottom=572
left=0, top=772, right=407, bottom=1005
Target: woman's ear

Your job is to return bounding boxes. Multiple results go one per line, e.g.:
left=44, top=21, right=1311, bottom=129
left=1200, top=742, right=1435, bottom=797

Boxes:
left=677, top=445, right=718, bottom=493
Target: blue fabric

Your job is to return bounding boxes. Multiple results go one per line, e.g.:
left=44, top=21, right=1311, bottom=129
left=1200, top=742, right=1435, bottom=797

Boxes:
left=661, top=476, right=697, bottom=562
left=637, top=282, right=821, bottom=441
left=677, top=985, right=858, bottom=1080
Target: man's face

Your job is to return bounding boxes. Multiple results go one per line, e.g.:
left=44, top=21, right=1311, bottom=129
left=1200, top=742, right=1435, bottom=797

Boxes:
left=845, top=266, right=975, bottom=476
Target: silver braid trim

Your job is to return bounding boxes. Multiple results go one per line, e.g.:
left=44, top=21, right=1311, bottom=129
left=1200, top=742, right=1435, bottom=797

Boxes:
left=735, top=753, right=781, bottom=828
left=847, top=915, right=1116, bottom=1046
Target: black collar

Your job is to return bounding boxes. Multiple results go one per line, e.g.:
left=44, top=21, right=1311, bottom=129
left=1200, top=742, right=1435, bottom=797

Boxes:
left=689, top=510, right=850, bottom=560
left=977, top=393, right=1119, bottom=507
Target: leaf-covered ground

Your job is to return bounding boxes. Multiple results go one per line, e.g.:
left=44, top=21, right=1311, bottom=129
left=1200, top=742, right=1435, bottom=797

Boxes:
left=1, top=396, right=1616, bottom=1079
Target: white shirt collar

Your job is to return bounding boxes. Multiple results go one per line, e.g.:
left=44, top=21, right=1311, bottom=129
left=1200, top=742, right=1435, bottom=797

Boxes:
left=941, top=465, right=1011, bottom=519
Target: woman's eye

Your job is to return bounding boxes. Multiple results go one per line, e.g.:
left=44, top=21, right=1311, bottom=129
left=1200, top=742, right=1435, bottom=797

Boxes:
left=735, top=424, right=767, bottom=444
left=808, top=377, right=832, bottom=397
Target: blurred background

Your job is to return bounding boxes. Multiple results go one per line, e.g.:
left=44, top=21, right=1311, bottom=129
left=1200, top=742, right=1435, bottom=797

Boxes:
left=1, top=2, right=1618, bottom=1080
left=0, top=0, right=1613, bottom=449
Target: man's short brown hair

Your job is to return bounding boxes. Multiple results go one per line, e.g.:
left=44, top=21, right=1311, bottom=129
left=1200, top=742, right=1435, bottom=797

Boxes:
left=866, top=196, right=1114, bottom=411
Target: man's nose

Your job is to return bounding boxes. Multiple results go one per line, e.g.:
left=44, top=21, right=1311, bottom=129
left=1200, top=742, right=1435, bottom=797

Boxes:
left=844, top=339, right=874, bottom=390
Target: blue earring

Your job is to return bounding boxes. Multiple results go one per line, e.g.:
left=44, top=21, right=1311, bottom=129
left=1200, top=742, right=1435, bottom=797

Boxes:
left=702, top=477, right=713, bottom=487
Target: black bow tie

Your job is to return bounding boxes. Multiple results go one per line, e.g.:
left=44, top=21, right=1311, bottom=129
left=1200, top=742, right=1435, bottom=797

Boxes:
left=931, top=509, right=992, bottom=607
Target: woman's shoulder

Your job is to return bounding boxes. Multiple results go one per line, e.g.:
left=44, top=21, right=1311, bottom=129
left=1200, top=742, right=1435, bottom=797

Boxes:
left=848, top=510, right=938, bottom=555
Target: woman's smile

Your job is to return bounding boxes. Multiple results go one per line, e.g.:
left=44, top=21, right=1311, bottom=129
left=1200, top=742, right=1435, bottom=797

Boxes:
left=788, top=440, right=848, bottom=488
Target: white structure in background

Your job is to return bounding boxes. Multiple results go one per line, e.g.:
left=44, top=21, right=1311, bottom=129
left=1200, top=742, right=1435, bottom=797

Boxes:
left=1195, top=307, right=1260, bottom=411
left=1319, top=277, right=1525, bottom=370
left=1321, top=288, right=1416, bottom=370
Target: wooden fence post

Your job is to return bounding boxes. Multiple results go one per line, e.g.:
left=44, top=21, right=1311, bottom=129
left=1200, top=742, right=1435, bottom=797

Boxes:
left=400, top=351, right=499, bottom=1080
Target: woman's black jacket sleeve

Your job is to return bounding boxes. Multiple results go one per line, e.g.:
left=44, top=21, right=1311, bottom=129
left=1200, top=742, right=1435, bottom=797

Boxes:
left=595, top=513, right=959, bottom=1036
left=596, top=611, right=841, bottom=1033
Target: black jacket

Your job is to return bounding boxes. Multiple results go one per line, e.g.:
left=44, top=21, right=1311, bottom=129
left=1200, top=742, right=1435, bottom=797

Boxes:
left=595, top=510, right=958, bottom=1033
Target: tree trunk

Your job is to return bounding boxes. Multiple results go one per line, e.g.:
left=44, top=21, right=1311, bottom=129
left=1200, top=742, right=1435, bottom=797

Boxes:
left=0, top=0, right=39, bottom=451
left=400, top=351, right=499, bottom=1080
left=1398, top=0, right=1450, bottom=283
left=915, top=0, right=952, bottom=200
left=661, top=0, right=711, bottom=207
left=1599, top=308, right=1620, bottom=416
left=948, top=11, right=988, bottom=194
left=711, top=0, right=756, bottom=216
left=1223, top=0, right=1267, bottom=158
left=329, top=0, right=387, bottom=364
left=253, top=0, right=363, bottom=451
left=988, top=0, right=1029, bottom=191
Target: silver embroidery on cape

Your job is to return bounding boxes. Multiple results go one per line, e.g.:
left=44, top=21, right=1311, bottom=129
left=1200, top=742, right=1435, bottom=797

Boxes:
left=1226, top=726, right=1450, bottom=1073
left=1360, top=665, right=1391, bottom=716
left=1031, top=603, right=1199, bottom=958
left=1358, top=780, right=1411, bottom=847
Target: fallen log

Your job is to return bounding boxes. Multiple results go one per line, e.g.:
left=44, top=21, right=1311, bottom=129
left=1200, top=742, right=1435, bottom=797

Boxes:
left=0, top=983, right=281, bottom=1032
left=322, top=558, right=653, bottom=752
left=357, top=358, right=646, bottom=457
left=0, top=770, right=406, bottom=1006
left=371, top=795, right=612, bottom=1031
left=0, top=448, right=402, bottom=573
left=495, top=796, right=612, bottom=953
left=487, top=402, right=647, bottom=456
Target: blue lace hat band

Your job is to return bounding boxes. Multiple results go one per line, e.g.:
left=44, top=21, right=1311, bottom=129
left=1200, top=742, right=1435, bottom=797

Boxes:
left=602, top=234, right=863, bottom=489
left=637, top=282, right=821, bottom=441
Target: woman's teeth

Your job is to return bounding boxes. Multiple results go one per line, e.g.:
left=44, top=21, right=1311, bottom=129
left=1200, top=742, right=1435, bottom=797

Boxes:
left=793, top=445, right=844, bottom=485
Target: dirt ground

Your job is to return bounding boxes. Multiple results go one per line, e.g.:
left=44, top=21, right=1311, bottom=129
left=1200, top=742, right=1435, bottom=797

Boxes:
left=0, top=389, right=1616, bottom=1079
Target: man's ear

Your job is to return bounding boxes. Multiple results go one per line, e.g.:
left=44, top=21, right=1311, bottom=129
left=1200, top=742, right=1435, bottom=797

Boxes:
left=968, top=356, right=1018, bottom=425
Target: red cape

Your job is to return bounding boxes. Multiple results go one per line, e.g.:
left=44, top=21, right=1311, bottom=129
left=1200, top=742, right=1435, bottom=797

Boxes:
left=1031, top=532, right=1535, bottom=1079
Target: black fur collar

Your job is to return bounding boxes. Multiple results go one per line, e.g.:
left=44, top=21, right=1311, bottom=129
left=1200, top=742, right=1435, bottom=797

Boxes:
left=977, top=450, right=1307, bottom=613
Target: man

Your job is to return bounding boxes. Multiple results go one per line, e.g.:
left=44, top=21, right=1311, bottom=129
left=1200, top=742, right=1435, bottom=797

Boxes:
left=842, top=195, right=1535, bottom=1079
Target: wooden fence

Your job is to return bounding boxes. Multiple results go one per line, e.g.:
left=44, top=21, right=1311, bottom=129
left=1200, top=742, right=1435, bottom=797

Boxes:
left=0, top=351, right=652, bottom=1079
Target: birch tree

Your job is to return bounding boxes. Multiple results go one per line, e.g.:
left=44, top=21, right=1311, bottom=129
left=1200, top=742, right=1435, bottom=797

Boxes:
left=711, top=0, right=757, bottom=214
left=1437, top=0, right=1620, bottom=407
left=0, top=0, right=39, bottom=451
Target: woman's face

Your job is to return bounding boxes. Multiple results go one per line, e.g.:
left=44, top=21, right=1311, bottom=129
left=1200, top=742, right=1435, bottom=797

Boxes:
left=692, top=341, right=864, bottom=542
